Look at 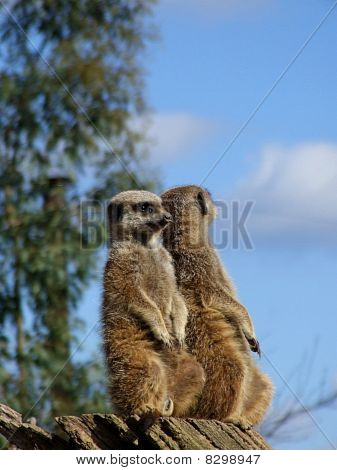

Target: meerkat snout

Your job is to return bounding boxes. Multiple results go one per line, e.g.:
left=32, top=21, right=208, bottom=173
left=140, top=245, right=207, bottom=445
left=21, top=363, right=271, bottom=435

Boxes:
left=146, top=208, right=172, bottom=230
left=160, top=212, right=173, bottom=226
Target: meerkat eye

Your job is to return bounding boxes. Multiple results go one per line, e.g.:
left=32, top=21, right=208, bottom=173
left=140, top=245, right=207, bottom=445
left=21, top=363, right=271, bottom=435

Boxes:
left=140, top=202, right=154, bottom=213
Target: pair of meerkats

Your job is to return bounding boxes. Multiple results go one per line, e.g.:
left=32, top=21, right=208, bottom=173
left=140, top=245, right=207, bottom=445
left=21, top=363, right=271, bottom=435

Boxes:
left=102, top=185, right=273, bottom=429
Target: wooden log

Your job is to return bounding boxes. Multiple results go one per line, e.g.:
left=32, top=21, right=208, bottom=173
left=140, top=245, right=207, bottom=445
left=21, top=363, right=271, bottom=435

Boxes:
left=0, top=403, right=272, bottom=450
left=55, top=414, right=139, bottom=450
left=0, top=403, right=71, bottom=449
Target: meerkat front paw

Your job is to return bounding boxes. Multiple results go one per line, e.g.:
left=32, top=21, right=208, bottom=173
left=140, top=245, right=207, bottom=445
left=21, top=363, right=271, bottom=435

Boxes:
left=171, top=320, right=186, bottom=349
left=174, top=331, right=186, bottom=349
left=243, top=328, right=261, bottom=357
left=154, top=328, right=174, bottom=348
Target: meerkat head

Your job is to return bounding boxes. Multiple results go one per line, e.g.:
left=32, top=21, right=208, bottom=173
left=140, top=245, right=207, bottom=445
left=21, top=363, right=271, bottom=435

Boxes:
left=107, top=190, right=172, bottom=246
left=161, top=185, right=216, bottom=248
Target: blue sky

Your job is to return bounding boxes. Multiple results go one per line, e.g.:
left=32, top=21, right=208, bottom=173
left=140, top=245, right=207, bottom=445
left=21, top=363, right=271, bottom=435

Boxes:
left=78, top=0, right=337, bottom=449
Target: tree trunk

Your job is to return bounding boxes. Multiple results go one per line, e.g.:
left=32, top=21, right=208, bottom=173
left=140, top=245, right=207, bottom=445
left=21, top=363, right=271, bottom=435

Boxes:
left=4, top=183, right=30, bottom=414
left=42, top=176, right=73, bottom=417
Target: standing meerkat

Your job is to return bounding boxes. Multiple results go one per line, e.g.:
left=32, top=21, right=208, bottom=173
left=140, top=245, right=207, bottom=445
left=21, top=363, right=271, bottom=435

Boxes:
left=161, top=185, right=273, bottom=429
left=101, top=190, right=205, bottom=420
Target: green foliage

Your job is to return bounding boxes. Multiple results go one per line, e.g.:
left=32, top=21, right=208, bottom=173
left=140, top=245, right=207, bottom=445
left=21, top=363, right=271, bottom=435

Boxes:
left=0, top=0, right=157, bottom=192
left=0, top=0, right=157, bottom=428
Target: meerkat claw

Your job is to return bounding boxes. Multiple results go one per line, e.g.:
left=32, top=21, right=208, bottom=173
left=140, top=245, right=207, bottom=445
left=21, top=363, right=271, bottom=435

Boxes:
left=162, top=397, right=174, bottom=416
left=175, top=334, right=185, bottom=349
left=224, top=418, right=253, bottom=431
left=138, top=409, right=161, bottom=431
left=178, top=339, right=185, bottom=349
left=248, top=338, right=261, bottom=357
left=155, top=330, right=173, bottom=348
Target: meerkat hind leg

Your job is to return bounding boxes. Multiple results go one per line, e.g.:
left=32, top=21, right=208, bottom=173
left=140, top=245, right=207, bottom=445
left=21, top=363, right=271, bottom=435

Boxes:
left=220, top=372, right=253, bottom=431
left=165, top=350, right=205, bottom=417
left=221, top=365, right=272, bottom=431
left=240, top=365, right=273, bottom=428
left=109, top=345, right=169, bottom=420
left=189, top=315, right=248, bottom=423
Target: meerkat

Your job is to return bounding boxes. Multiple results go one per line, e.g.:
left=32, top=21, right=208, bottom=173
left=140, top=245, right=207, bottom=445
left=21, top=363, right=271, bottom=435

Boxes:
left=161, top=185, right=273, bottom=429
left=101, top=190, right=205, bottom=420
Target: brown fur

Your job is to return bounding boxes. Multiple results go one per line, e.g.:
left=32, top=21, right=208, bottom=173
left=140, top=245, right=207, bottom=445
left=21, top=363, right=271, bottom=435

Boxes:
left=101, top=190, right=205, bottom=418
left=161, top=185, right=273, bottom=428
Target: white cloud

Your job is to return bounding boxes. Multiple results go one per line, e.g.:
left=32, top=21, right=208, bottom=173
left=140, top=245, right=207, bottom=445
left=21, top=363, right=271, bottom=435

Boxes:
left=231, top=142, right=337, bottom=245
left=160, top=0, right=269, bottom=20
left=141, top=112, right=218, bottom=162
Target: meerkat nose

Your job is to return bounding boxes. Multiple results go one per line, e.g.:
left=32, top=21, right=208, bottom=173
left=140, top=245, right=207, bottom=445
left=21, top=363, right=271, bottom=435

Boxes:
left=164, top=213, right=172, bottom=222
left=159, top=213, right=172, bottom=228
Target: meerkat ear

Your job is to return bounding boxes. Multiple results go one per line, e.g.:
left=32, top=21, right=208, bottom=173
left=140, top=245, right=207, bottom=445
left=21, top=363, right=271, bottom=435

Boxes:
left=107, top=202, right=123, bottom=223
left=196, top=191, right=208, bottom=216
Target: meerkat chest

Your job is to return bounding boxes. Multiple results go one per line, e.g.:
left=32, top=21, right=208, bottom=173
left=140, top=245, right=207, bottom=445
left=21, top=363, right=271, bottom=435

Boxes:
left=141, top=249, right=176, bottom=304
left=174, top=249, right=226, bottom=301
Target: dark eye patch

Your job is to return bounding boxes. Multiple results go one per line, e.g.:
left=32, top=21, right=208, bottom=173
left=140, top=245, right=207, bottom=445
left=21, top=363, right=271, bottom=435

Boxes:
left=108, top=202, right=123, bottom=222
left=139, top=201, right=150, bottom=211
left=138, top=201, right=154, bottom=213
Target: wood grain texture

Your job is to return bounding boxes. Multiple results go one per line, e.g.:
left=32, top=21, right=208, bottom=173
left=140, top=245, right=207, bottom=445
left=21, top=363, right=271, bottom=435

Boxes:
left=0, top=403, right=71, bottom=449
left=0, top=403, right=272, bottom=450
